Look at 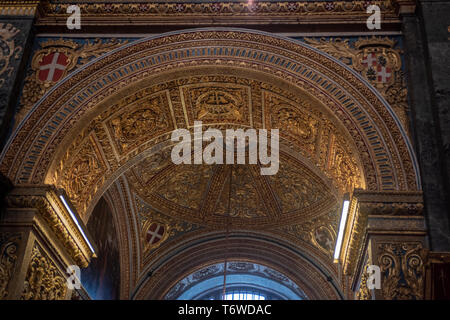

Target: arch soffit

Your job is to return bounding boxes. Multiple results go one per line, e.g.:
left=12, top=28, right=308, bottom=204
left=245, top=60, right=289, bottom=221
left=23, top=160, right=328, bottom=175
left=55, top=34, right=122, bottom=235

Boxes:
left=0, top=29, right=420, bottom=217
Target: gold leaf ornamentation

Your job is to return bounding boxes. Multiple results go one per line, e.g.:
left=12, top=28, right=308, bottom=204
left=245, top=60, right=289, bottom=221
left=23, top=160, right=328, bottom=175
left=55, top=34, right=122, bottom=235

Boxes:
left=21, top=246, right=67, bottom=300
left=378, top=242, right=426, bottom=300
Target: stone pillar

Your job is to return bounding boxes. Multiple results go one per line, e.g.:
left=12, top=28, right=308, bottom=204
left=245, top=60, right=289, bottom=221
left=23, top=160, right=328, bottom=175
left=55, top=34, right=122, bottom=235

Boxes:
left=0, top=1, right=38, bottom=151
left=417, top=0, right=450, bottom=205
left=396, top=0, right=450, bottom=251
left=341, top=190, right=427, bottom=300
left=0, top=186, right=96, bottom=300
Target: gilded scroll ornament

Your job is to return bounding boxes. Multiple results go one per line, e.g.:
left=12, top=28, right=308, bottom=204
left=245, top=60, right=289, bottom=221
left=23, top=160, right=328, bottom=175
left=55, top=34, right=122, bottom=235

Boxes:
left=21, top=246, right=67, bottom=300
left=378, top=242, right=426, bottom=300
left=0, top=23, right=21, bottom=88
left=0, top=233, right=21, bottom=299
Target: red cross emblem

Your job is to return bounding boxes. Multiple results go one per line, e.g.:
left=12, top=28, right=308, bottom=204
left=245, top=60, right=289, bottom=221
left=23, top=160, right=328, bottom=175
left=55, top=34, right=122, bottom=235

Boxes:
left=377, top=65, right=392, bottom=83
left=38, top=52, right=69, bottom=82
left=361, top=53, right=377, bottom=67
left=146, top=223, right=165, bottom=245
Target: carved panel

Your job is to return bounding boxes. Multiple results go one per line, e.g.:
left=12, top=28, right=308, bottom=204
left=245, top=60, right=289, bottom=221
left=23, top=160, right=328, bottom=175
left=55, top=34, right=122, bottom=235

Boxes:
left=267, top=156, right=331, bottom=215
left=281, top=205, right=339, bottom=258
left=0, top=233, right=21, bottom=299
left=153, top=164, right=213, bottom=211
left=60, top=134, right=108, bottom=217
left=266, top=92, right=319, bottom=154
left=264, top=90, right=362, bottom=193
left=105, top=92, right=173, bottom=156
left=356, top=263, right=372, bottom=300
left=21, top=245, right=67, bottom=300
left=181, top=84, right=251, bottom=126
left=377, top=242, right=426, bottom=300
left=214, top=165, right=268, bottom=219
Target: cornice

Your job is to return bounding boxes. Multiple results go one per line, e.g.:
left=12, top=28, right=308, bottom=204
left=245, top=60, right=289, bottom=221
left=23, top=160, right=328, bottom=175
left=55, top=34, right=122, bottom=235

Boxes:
left=35, top=1, right=401, bottom=29
left=0, top=0, right=40, bottom=16
left=5, top=185, right=95, bottom=268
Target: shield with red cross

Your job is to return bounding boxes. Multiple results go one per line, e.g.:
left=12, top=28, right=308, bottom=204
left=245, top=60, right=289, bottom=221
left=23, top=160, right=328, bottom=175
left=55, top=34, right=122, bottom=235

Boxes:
left=376, top=65, right=392, bottom=83
left=361, top=52, right=378, bottom=68
left=360, top=52, right=393, bottom=84
left=145, top=222, right=166, bottom=246
left=38, top=52, right=69, bottom=82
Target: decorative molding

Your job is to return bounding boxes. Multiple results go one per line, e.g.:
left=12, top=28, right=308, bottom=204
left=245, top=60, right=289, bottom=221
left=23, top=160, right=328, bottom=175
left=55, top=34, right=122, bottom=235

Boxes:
left=0, top=0, right=39, bottom=16
left=36, top=1, right=400, bottom=26
left=5, top=186, right=95, bottom=268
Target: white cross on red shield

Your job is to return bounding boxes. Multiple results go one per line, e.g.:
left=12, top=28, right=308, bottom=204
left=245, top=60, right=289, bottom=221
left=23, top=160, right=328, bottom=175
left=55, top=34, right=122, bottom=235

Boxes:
left=38, top=52, right=69, bottom=82
left=146, top=222, right=166, bottom=245
left=361, top=53, right=392, bottom=84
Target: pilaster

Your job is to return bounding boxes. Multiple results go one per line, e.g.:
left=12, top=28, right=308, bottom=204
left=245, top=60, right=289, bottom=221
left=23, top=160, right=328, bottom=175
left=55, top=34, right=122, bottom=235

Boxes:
left=341, top=190, right=428, bottom=300
left=0, top=185, right=96, bottom=300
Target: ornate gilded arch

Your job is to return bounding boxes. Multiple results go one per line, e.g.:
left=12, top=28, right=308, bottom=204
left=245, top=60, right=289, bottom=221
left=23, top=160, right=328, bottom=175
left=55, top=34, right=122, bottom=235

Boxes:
left=0, top=29, right=423, bottom=299
left=0, top=29, right=420, bottom=214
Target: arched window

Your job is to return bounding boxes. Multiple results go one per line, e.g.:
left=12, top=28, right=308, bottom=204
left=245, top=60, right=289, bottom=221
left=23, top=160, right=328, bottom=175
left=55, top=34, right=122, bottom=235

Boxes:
left=165, top=262, right=308, bottom=300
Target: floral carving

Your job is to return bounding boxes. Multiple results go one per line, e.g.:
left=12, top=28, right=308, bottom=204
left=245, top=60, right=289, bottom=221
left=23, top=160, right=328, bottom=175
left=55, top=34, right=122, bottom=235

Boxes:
left=109, top=95, right=170, bottom=153
left=21, top=246, right=67, bottom=300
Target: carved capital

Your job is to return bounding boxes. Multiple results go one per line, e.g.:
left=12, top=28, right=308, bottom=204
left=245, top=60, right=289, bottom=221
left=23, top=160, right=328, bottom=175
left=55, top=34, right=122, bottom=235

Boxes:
left=5, top=186, right=95, bottom=268
left=342, top=190, right=424, bottom=277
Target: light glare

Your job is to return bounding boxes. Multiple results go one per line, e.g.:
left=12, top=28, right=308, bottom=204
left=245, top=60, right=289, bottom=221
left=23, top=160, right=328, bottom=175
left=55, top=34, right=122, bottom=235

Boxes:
left=59, top=194, right=96, bottom=255
left=334, top=199, right=350, bottom=262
